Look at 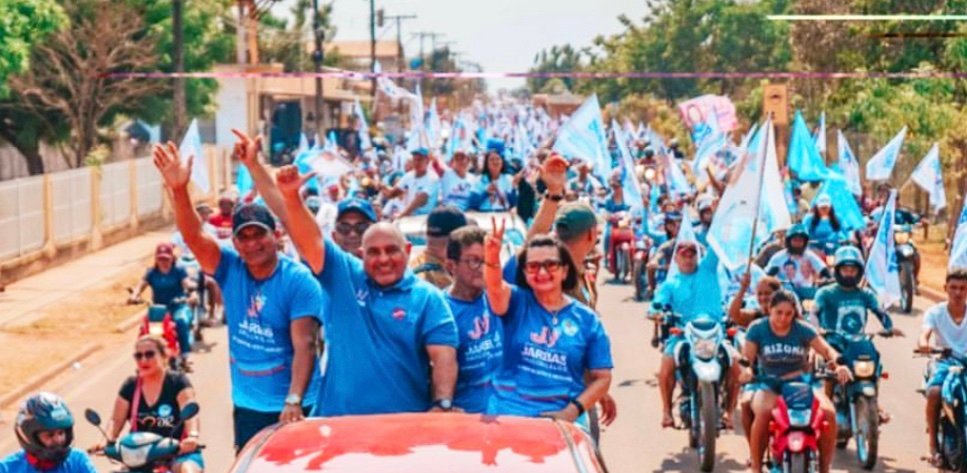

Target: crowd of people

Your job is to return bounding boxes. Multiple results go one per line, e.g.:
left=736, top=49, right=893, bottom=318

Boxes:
left=5, top=99, right=967, bottom=473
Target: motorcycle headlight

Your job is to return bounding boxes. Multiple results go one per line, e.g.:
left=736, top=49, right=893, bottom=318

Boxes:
left=644, top=168, right=657, bottom=181
left=788, top=408, right=812, bottom=428
left=148, top=325, right=164, bottom=336
left=692, top=338, right=718, bottom=360
left=894, top=232, right=910, bottom=245
left=853, top=360, right=876, bottom=378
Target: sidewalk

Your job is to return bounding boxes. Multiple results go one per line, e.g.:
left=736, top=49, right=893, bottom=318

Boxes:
left=0, top=228, right=173, bottom=328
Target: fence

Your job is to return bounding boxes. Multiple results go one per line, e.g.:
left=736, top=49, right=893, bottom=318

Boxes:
left=0, top=145, right=232, bottom=264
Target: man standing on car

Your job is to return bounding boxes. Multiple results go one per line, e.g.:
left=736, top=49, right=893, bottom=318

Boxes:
left=152, top=142, right=323, bottom=453
left=411, top=206, right=468, bottom=289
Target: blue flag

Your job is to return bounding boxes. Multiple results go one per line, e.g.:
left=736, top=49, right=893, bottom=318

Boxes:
left=813, top=111, right=826, bottom=155
left=865, top=190, right=900, bottom=308
left=834, top=131, right=862, bottom=196
left=949, top=201, right=967, bottom=270
left=552, top=94, right=611, bottom=180
left=865, top=127, right=907, bottom=181
left=611, top=119, right=644, bottom=217
left=787, top=110, right=828, bottom=182
left=812, top=176, right=865, bottom=232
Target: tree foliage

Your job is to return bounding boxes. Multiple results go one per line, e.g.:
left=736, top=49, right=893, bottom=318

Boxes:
left=0, top=0, right=66, bottom=98
left=258, top=0, right=344, bottom=72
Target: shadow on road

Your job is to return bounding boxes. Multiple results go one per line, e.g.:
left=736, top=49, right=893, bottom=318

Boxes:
left=832, top=454, right=919, bottom=473
left=651, top=446, right=747, bottom=472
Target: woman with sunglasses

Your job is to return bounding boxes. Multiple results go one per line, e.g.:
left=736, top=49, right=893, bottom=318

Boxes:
left=100, top=336, right=203, bottom=473
left=483, top=218, right=613, bottom=425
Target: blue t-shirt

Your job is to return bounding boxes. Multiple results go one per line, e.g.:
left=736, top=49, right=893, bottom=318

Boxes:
left=652, top=252, right=723, bottom=323
left=813, top=286, right=886, bottom=334
left=0, top=450, right=96, bottom=473
left=447, top=293, right=503, bottom=413
left=746, top=318, right=817, bottom=378
left=472, top=174, right=517, bottom=212
left=440, top=169, right=478, bottom=211
left=145, top=265, right=188, bottom=306
left=312, top=243, right=459, bottom=416
left=488, top=286, right=613, bottom=417
left=213, top=248, right=324, bottom=412
left=802, top=215, right=844, bottom=246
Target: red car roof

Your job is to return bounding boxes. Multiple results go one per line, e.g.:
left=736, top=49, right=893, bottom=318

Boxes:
left=231, top=413, right=606, bottom=473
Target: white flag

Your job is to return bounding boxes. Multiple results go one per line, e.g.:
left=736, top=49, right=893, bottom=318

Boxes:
left=865, top=127, right=907, bottom=181
left=836, top=131, right=862, bottom=196
left=813, top=111, right=826, bottom=154
left=178, top=119, right=210, bottom=193
left=909, top=143, right=946, bottom=212
left=865, top=190, right=901, bottom=308
left=949, top=201, right=967, bottom=271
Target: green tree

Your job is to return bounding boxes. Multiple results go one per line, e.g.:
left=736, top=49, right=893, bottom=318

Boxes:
left=0, top=0, right=66, bottom=98
left=259, top=0, right=342, bottom=72
left=527, top=44, right=586, bottom=93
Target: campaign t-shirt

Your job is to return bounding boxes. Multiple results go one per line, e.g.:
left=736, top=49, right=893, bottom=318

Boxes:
left=746, top=318, right=817, bottom=378
left=489, top=286, right=613, bottom=417
left=802, top=215, right=845, bottom=246
left=119, top=372, right=192, bottom=438
left=472, top=174, right=516, bottom=212
left=312, top=242, right=458, bottom=416
left=397, top=171, right=440, bottom=216
left=0, top=449, right=96, bottom=473
left=923, top=302, right=967, bottom=357
left=813, top=286, right=881, bottom=334
left=653, top=252, right=723, bottom=322
left=447, top=293, right=503, bottom=413
left=145, top=265, right=188, bottom=306
left=214, top=248, right=324, bottom=413
left=440, top=169, right=478, bottom=212
left=765, top=249, right=827, bottom=288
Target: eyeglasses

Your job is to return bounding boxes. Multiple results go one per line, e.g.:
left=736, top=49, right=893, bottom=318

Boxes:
left=335, top=222, right=371, bottom=236
left=524, top=259, right=563, bottom=274
left=459, top=258, right=485, bottom=270
left=133, top=350, right=157, bottom=361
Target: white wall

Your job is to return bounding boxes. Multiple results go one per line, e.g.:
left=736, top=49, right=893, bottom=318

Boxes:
left=214, top=77, right=250, bottom=149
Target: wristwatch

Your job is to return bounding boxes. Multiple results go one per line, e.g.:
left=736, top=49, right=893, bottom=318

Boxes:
left=284, top=393, right=302, bottom=406
left=543, top=191, right=564, bottom=202
left=433, top=398, right=453, bottom=411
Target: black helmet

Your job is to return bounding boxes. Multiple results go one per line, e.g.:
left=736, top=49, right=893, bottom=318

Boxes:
left=833, top=246, right=865, bottom=288
left=784, top=224, right=809, bottom=255
left=15, top=393, right=75, bottom=464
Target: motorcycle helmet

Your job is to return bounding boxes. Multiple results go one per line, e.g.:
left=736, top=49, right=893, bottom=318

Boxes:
left=833, top=246, right=865, bottom=288
left=15, top=392, right=75, bottom=464
left=784, top=224, right=809, bottom=256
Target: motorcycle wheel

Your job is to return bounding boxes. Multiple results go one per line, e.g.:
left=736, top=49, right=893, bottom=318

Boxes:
left=940, top=419, right=966, bottom=472
left=697, top=381, right=718, bottom=472
left=854, top=396, right=879, bottom=470
left=899, top=261, right=915, bottom=314
left=787, top=452, right=810, bottom=473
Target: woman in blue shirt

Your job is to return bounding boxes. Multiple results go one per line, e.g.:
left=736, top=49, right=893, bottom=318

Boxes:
left=483, top=218, right=613, bottom=424
left=801, top=194, right=846, bottom=251
left=471, top=151, right=517, bottom=212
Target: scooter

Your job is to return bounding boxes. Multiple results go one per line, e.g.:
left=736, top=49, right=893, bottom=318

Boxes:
left=918, top=348, right=967, bottom=473
left=826, top=331, right=893, bottom=470
left=86, top=403, right=202, bottom=473
left=128, top=290, right=192, bottom=372
left=757, top=375, right=830, bottom=473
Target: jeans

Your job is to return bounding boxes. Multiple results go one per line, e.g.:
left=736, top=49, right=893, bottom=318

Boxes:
left=170, top=304, right=193, bottom=358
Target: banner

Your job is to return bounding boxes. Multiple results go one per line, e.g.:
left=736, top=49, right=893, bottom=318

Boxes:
left=678, top=94, right=738, bottom=133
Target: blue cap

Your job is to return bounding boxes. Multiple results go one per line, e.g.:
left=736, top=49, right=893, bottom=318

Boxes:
left=411, top=147, right=430, bottom=157
left=485, top=138, right=505, bottom=157
left=337, top=197, right=377, bottom=222
left=232, top=203, right=277, bottom=236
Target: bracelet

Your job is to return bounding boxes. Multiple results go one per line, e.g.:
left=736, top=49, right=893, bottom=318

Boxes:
left=569, top=399, right=586, bottom=416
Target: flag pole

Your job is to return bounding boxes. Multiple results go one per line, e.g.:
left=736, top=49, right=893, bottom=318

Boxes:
left=746, top=120, right=771, bottom=273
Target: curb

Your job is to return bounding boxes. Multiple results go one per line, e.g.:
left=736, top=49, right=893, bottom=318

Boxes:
left=115, top=309, right=146, bottom=333
left=0, top=343, right=102, bottom=408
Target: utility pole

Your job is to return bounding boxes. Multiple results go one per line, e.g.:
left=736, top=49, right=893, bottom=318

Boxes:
left=385, top=14, right=416, bottom=75
left=411, top=32, right=444, bottom=70
left=172, top=0, right=186, bottom=140
left=312, top=0, right=325, bottom=139
left=370, top=0, right=377, bottom=100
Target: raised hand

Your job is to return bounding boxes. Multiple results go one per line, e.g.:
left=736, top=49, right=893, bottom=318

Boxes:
left=485, top=216, right=506, bottom=265
left=541, top=153, right=569, bottom=195
left=230, top=128, right=262, bottom=167
left=276, top=165, right=315, bottom=200
left=152, top=141, right=192, bottom=190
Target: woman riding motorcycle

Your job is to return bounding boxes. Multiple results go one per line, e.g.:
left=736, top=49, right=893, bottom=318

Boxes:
left=96, top=336, right=203, bottom=473
left=129, top=243, right=196, bottom=366
left=801, top=194, right=846, bottom=254
left=740, top=290, right=850, bottom=473
left=1, top=392, right=96, bottom=473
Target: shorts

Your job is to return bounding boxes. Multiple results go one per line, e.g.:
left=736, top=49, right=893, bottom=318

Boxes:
left=745, top=374, right=820, bottom=395
left=663, top=334, right=685, bottom=358
left=926, top=360, right=953, bottom=388
left=173, top=451, right=205, bottom=469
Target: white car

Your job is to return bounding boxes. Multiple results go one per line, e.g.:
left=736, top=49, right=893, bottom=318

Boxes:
left=396, top=211, right=527, bottom=264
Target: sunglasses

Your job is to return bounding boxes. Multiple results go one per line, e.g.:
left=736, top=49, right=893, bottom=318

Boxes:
left=133, top=350, right=157, bottom=361
left=524, top=259, right=563, bottom=274
left=335, top=222, right=371, bottom=236
left=458, top=258, right=485, bottom=270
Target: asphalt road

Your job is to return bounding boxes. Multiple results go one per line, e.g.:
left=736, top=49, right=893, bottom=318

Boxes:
left=0, top=281, right=939, bottom=473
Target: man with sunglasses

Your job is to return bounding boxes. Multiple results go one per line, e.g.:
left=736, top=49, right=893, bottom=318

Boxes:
left=152, top=142, right=324, bottom=453
left=331, top=197, right=378, bottom=258
left=411, top=206, right=468, bottom=289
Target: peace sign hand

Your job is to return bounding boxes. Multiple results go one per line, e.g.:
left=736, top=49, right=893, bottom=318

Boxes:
left=152, top=141, right=192, bottom=190
left=276, top=165, right=315, bottom=200
left=485, top=217, right=506, bottom=266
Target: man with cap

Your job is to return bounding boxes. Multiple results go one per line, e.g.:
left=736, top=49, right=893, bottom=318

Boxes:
left=381, top=147, right=440, bottom=218
left=411, top=206, right=468, bottom=289
left=265, top=164, right=458, bottom=417
left=330, top=197, right=378, bottom=258
left=152, top=141, right=324, bottom=452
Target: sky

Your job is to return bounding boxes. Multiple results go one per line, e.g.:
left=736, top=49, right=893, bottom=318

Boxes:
left=275, top=0, right=647, bottom=90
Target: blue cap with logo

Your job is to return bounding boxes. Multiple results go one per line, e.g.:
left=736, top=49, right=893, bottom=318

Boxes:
left=337, top=197, right=377, bottom=222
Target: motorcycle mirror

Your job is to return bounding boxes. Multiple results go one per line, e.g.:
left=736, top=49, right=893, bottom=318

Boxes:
left=84, top=409, right=102, bottom=427
left=180, top=402, right=200, bottom=421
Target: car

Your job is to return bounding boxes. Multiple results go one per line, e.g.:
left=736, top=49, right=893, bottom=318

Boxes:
left=230, top=413, right=608, bottom=473
left=396, top=211, right=527, bottom=264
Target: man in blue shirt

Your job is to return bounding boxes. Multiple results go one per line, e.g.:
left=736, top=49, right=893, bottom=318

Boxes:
left=152, top=143, right=323, bottom=453
left=270, top=165, right=460, bottom=416
left=1, top=393, right=96, bottom=473
left=443, top=226, right=503, bottom=413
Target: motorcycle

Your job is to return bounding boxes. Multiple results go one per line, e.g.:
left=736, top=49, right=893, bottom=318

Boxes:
left=918, top=348, right=967, bottom=473
left=86, top=402, right=201, bottom=473
left=654, top=308, right=731, bottom=472
left=894, top=225, right=918, bottom=314
left=757, top=375, right=831, bottom=473
left=825, top=330, right=893, bottom=470
left=632, top=233, right=652, bottom=302
left=128, top=290, right=192, bottom=372
left=607, top=212, right=635, bottom=283
left=177, top=254, right=209, bottom=339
